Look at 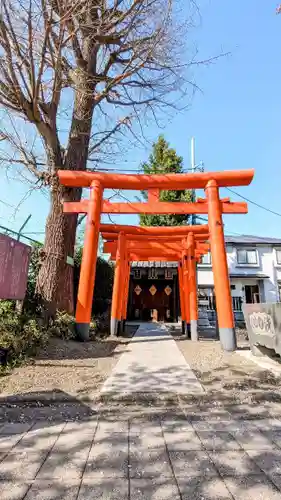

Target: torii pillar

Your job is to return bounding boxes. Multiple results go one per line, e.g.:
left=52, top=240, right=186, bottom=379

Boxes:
left=182, top=251, right=191, bottom=338
left=120, top=258, right=131, bottom=333
left=178, top=262, right=186, bottom=335
left=187, top=233, right=198, bottom=341
left=76, top=181, right=103, bottom=340
left=111, top=232, right=126, bottom=336
left=206, top=180, right=236, bottom=351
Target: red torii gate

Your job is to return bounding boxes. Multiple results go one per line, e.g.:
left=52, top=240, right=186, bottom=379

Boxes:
left=58, top=168, right=254, bottom=351
left=104, top=236, right=209, bottom=338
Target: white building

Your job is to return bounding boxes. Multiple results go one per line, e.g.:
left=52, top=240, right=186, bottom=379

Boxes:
left=198, top=235, right=281, bottom=307
left=128, top=234, right=281, bottom=324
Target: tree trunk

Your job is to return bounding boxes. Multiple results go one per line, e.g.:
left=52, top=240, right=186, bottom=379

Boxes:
left=36, top=184, right=81, bottom=314
left=36, top=82, right=95, bottom=315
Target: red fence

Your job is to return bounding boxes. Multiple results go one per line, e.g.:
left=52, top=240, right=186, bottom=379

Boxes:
left=0, top=234, right=31, bottom=300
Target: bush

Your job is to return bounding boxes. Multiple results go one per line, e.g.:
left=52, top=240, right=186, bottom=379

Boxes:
left=0, top=304, right=78, bottom=370
left=0, top=300, right=15, bottom=318
left=74, top=252, right=113, bottom=316
left=0, top=301, right=48, bottom=369
left=49, top=311, right=76, bottom=340
left=23, top=244, right=46, bottom=317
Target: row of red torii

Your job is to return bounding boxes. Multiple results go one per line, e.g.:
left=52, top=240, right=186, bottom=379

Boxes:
left=58, top=168, right=254, bottom=352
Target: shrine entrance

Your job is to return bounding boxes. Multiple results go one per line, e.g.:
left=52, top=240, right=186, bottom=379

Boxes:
left=58, top=167, right=254, bottom=352
left=129, top=273, right=178, bottom=323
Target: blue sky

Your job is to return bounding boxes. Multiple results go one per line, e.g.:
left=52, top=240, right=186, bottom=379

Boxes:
left=0, top=0, right=281, bottom=242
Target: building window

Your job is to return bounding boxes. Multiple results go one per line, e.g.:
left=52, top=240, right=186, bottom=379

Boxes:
left=134, top=269, right=141, bottom=279
left=237, top=248, right=257, bottom=265
left=148, top=268, right=157, bottom=279
left=244, top=284, right=260, bottom=304
left=276, top=249, right=281, bottom=265
left=200, top=252, right=211, bottom=265
left=165, top=269, right=173, bottom=279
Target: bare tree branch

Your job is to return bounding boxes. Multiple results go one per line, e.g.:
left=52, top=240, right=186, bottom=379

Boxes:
left=0, top=0, right=208, bottom=179
left=0, top=0, right=219, bottom=310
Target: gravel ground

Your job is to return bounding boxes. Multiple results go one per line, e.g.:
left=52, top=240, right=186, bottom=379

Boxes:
left=0, top=336, right=131, bottom=401
left=176, top=330, right=281, bottom=404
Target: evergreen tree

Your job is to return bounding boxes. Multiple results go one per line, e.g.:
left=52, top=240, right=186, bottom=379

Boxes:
left=140, top=136, right=192, bottom=226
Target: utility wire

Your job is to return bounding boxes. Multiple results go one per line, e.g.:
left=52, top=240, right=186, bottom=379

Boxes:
left=195, top=216, right=244, bottom=237
left=225, top=187, right=281, bottom=218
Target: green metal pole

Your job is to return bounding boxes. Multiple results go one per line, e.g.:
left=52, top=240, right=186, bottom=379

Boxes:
left=17, top=214, right=32, bottom=241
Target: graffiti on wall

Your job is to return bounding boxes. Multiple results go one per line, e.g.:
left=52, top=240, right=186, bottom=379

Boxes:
left=249, top=311, right=275, bottom=338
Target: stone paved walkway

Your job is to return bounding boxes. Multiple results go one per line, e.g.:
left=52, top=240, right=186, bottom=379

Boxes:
left=1, top=324, right=281, bottom=498
left=2, top=417, right=281, bottom=498
left=101, top=323, right=204, bottom=396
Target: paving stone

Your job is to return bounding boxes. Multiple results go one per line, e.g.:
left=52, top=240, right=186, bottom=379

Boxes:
left=188, top=411, right=233, bottom=422
left=163, top=430, right=203, bottom=451
left=230, top=429, right=276, bottom=450
left=191, top=420, right=254, bottom=432
left=62, top=419, right=98, bottom=434
left=219, top=421, right=259, bottom=433
left=177, top=476, right=232, bottom=499
left=31, top=422, right=66, bottom=434
left=37, top=448, right=90, bottom=480
left=262, top=430, right=281, bottom=449
left=94, top=430, right=128, bottom=450
left=268, top=474, right=281, bottom=490
left=25, top=480, right=79, bottom=499
left=130, top=478, right=180, bottom=499
left=36, top=431, right=92, bottom=480
left=96, top=421, right=128, bottom=434
left=169, top=451, right=218, bottom=478
left=251, top=419, right=281, bottom=431
left=129, top=449, right=172, bottom=479
left=15, top=423, right=64, bottom=452
left=78, top=478, right=128, bottom=499
left=247, top=449, right=281, bottom=475
left=208, top=451, right=261, bottom=476
left=130, top=419, right=162, bottom=435
left=191, top=421, right=217, bottom=432
left=224, top=474, right=281, bottom=499
left=0, top=423, right=32, bottom=436
left=196, top=431, right=242, bottom=451
left=160, top=419, right=194, bottom=432
left=0, top=435, right=26, bottom=456
left=130, top=431, right=165, bottom=450
left=0, top=481, right=30, bottom=500
left=0, top=450, right=48, bottom=480
left=49, top=428, right=93, bottom=452
left=85, top=446, right=129, bottom=478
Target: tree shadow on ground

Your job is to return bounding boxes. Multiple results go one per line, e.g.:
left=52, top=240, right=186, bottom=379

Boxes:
left=193, top=363, right=281, bottom=403
left=0, top=388, right=281, bottom=498
left=36, top=337, right=129, bottom=362
left=94, top=356, right=281, bottom=411
left=35, top=324, right=138, bottom=363
left=1, top=324, right=281, bottom=498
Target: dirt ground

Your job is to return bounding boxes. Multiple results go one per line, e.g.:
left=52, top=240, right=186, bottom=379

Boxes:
left=176, top=333, right=281, bottom=405
left=0, top=333, right=135, bottom=402
left=1, top=325, right=281, bottom=405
